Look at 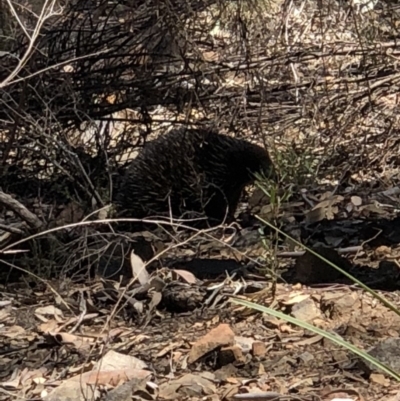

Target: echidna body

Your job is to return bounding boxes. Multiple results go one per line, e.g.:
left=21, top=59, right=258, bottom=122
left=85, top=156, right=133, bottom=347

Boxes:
left=115, top=128, right=275, bottom=226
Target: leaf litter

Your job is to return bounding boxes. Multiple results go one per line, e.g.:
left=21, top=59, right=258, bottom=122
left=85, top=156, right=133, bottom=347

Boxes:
left=3, top=221, right=400, bottom=401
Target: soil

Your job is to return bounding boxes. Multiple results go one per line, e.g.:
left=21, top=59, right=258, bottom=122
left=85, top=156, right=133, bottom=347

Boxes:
left=2, top=212, right=400, bottom=400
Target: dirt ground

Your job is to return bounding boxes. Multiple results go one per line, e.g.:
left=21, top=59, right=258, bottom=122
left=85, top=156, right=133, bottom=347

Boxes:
left=3, top=197, right=400, bottom=401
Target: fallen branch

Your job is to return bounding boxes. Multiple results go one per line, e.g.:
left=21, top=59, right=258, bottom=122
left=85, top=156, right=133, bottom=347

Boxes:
left=0, top=222, right=25, bottom=235
left=0, top=191, right=44, bottom=230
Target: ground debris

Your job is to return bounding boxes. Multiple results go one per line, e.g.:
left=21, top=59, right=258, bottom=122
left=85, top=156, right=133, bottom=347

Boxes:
left=358, top=338, right=400, bottom=376
left=2, top=276, right=400, bottom=401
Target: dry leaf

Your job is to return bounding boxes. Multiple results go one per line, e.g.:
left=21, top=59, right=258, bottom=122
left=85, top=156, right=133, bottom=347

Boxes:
left=130, top=251, right=149, bottom=285
left=95, top=350, right=148, bottom=370
left=351, top=196, right=362, bottom=206
left=370, top=373, right=390, bottom=386
left=281, top=293, right=310, bottom=305
left=173, top=269, right=197, bottom=284
left=2, top=325, right=26, bottom=338
left=38, top=320, right=59, bottom=333
left=305, top=207, right=326, bottom=224
left=35, top=306, right=63, bottom=318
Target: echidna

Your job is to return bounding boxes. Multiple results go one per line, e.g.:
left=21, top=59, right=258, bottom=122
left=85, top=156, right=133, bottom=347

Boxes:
left=115, top=128, right=276, bottom=226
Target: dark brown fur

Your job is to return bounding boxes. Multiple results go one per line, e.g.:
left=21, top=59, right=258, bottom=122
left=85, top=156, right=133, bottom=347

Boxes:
left=115, top=128, right=275, bottom=226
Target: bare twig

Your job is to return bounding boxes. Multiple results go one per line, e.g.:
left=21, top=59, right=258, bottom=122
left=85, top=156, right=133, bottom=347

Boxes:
left=0, top=0, right=62, bottom=88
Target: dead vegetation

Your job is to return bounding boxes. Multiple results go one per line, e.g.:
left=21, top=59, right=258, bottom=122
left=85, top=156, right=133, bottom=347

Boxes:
left=2, top=0, right=400, bottom=400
